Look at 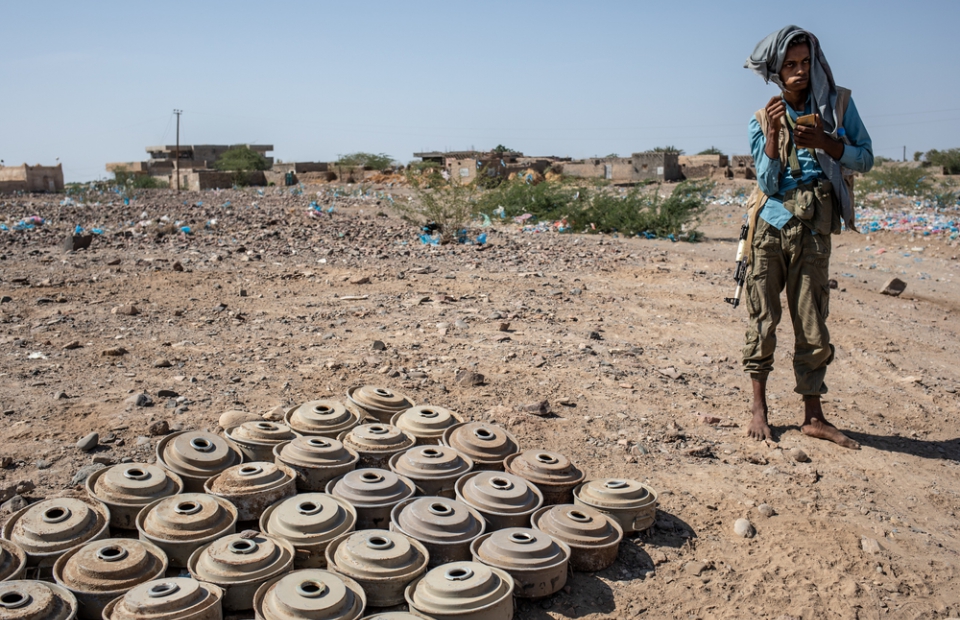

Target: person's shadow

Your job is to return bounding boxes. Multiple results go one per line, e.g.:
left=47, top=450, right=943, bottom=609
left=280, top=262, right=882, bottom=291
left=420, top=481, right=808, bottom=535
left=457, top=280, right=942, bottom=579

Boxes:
left=844, top=431, right=960, bottom=461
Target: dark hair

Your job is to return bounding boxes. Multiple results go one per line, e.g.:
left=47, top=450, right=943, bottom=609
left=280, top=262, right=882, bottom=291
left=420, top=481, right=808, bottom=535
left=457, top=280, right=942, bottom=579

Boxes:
left=787, top=33, right=810, bottom=49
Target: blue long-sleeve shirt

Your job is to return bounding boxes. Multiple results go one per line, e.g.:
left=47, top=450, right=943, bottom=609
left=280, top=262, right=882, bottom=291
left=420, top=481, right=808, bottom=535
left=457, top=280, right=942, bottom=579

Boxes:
left=749, top=95, right=873, bottom=229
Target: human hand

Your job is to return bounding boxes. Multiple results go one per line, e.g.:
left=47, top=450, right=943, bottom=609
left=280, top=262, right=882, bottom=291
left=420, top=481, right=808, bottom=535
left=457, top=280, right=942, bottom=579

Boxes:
left=764, top=96, right=785, bottom=135
left=794, top=114, right=828, bottom=150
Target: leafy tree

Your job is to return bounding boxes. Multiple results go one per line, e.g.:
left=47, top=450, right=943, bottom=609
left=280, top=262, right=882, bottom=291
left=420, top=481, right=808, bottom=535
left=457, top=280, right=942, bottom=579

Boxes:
left=112, top=167, right=167, bottom=189
left=335, top=152, right=394, bottom=170
left=924, top=148, right=960, bottom=174
left=652, top=146, right=684, bottom=155
left=697, top=147, right=724, bottom=155
left=604, top=153, right=621, bottom=158
left=492, top=145, right=518, bottom=155
left=214, top=147, right=270, bottom=172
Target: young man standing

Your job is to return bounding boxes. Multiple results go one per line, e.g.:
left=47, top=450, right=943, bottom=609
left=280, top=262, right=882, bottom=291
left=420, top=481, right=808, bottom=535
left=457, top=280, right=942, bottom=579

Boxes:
left=742, top=26, right=873, bottom=449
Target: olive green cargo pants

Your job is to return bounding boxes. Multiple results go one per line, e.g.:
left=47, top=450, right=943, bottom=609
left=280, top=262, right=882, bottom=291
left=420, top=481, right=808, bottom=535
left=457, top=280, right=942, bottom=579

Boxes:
left=742, top=215, right=834, bottom=396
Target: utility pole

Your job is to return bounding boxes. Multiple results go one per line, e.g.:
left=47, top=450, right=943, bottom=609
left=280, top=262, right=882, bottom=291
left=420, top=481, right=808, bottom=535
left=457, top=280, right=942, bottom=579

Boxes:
left=903, top=146, right=906, bottom=162
left=174, top=109, right=182, bottom=191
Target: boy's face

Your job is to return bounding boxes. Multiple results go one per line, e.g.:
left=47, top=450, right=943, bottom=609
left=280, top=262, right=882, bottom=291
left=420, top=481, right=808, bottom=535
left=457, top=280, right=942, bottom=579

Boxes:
left=779, top=43, right=811, bottom=94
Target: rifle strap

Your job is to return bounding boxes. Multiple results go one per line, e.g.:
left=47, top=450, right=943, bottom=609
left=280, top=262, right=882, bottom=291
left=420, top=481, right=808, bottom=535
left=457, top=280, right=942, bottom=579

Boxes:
left=783, top=112, right=803, bottom=179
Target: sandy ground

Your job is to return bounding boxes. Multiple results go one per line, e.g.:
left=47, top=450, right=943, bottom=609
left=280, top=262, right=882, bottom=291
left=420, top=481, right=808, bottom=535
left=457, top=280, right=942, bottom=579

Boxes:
left=1, top=182, right=958, bottom=619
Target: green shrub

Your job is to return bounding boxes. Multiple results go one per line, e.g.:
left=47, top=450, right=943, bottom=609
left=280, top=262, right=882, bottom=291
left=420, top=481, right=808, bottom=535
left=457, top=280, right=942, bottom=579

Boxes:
left=858, top=163, right=931, bottom=196
left=475, top=178, right=711, bottom=238
left=697, top=147, right=724, bottom=155
left=396, top=171, right=481, bottom=244
left=924, top=148, right=960, bottom=174
left=214, top=147, right=270, bottom=172
left=112, top=168, right=168, bottom=189
left=336, top=152, right=393, bottom=170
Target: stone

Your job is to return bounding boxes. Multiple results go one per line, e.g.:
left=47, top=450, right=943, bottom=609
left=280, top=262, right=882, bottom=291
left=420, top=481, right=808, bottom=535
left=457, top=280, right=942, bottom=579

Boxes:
left=0, top=456, right=11, bottom=469
left=62, top=340, right=82, bottom=350
left=172, top=261, right=184, bottom=272
left=455, top=371, right=485, bottom=387
left=588, top=331, right=602, bottom=340
left=35, top=459, right=51, bottom=470
left=532, top=355, right=546, bottom=368
left=519, top=400, right=551, bottom=416
left=684, top=561, right=708, bottom=576
left=54, top=391, right=69, bottom=400
left=157, top=389, right=179, bottom=398
left=77, top=432, right=99, bottom=452
left=126, top=393, right=153, bottom=408
left=880, top=278, right=907, bottom=297
left=0, top=296, right=11, bottom=304
left=498, top=322, right=511, bottom=332
left=698, top=415, right=722, bottom=425
left=263, top=406, right=286, bottom=421
left=372, top=340, right=387, bottom=351
left=454, top=320, right=469, bottom=330
left=71, top=463, right=106, bottom=486
left=148, top=420, right=170, bottom=436
left=734, top=518, right=756, bottom=538
left=757, top=503, right=776, bottom=518
left=789, top=447, right=810, bottom=463
left=92, top=456, right=116, bottom=466
left=349, top=275, right=370, bottom=285
left=112, top=304, right=140, bottom=316
left=102, top=347, right=128, bottom=357
left=219, top=410, right=261, bottom=430
left=153, top=359, right=172, bottom=368
left=62, top=235, right=93, bottom=253
left=861, top=537, right=882, bottom=554
left=136, top=436, right=152, bottom=447
left=1, top=495, right=28, bottom=514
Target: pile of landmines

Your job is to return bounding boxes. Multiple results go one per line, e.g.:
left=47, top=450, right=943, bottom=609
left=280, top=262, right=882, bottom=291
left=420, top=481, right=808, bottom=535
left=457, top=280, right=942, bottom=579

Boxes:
left=0, top=385, right=658, bottom=620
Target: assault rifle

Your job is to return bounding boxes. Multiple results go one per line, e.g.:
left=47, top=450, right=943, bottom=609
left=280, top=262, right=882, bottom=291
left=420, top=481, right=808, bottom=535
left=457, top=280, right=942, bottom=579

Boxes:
left=724, top=222, right=750, bottom=308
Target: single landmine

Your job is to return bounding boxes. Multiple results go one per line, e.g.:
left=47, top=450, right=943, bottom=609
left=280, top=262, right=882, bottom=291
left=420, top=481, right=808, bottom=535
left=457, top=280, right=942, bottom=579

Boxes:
left=390, top=405, right=463, bottom=445
left=136, top=493, right=238, bottom=568
left=2, top=496, right=110, bottom=568
left=390, top=496, right=486, bottom=567
left=455, top=471, right=543, bottom=531
left=324, top=529, right=428, bottom=607
left=470, top=527, right=570, bottom=598
left=285, top=399, right=361, bottom=438
left=53, top=538, right=167, bottom=620
left=260, top=493, right=357, bottom=569
left=0, top=580, right=78, bottom=620
left=224, top=421, right=297, bottom=462
left=573, top=478, right=659, bottom=534
left=405, top=561, right=514, bottom=620
left=530, top=504, right=623, bottom=571
left=338, top=424, right=415, bottom=470
left=101, top=577, right=223, bottom=620
left=274, top=436, right=360, bottom=493
left=188, top=532, right=295, bottom=612
left=346, top=385, right=414, bottom=424
left=85, top=463, right=183, bottom=530
left=0, top=538, right=27, bottom=582
left=441, top=422, right=519, bottom=471
left=503, top=449, right=585, bottom=506
left=325, top=469, right=416, bottom=530
left=156, top=431, right=242, bottom=493
left=253, top=568, right=366, bottom=620
left=388, top=445, right=474, bottom=498
left=204, top=462, right=296, bottom=522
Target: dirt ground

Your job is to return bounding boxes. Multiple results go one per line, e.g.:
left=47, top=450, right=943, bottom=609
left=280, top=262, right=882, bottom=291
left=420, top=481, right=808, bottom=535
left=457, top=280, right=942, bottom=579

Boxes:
left=1, top=181, right=958, bottom=619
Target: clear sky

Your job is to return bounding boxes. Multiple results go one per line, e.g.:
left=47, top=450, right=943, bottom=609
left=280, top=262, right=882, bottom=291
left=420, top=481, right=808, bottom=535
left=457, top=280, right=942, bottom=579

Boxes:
left=2, top=0, right=958, bottom=182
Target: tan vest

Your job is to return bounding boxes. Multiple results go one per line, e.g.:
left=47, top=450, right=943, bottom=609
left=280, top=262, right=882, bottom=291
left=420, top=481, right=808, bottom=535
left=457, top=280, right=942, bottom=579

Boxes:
left=743, top=87, right=852, bottom=261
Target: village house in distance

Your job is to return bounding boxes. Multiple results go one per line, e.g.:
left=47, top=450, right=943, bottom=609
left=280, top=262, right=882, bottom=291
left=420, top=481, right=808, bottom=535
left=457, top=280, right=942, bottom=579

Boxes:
left=0, top=163, right=64, bottom=193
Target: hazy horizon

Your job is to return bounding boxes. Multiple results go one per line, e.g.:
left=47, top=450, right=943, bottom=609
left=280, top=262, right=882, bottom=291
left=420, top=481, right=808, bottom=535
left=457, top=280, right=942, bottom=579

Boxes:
left=2, top=0, right=958, bottom=182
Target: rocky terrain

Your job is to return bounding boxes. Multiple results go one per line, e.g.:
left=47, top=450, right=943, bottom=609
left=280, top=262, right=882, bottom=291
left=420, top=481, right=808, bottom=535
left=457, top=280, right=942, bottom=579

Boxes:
left=1, top=182, right=958, bottom=619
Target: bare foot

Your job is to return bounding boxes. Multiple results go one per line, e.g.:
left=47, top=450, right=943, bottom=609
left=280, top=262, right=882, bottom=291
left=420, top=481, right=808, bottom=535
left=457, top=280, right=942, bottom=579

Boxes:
left=801, top=397, right=860, bottom=449
left=748, top=410, right=773, bottom=441
left=747, top=378, right=773, bottom=441
left=802, top=417, right=860, bottom=450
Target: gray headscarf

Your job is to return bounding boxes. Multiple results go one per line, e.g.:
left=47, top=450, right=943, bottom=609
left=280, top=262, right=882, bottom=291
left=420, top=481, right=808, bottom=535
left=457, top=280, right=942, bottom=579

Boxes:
left=744, top=25, right=855, bottom=231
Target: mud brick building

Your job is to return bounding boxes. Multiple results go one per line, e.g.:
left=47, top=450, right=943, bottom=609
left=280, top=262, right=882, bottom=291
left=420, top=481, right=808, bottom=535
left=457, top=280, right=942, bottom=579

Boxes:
left=0, top=163, right=64, bottom=193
